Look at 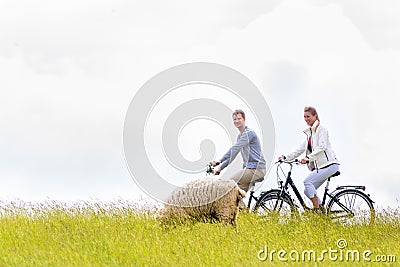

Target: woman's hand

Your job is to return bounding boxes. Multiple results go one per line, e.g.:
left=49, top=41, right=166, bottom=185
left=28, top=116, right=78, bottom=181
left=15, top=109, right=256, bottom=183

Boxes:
left=300, top=158, right=309, bottom=164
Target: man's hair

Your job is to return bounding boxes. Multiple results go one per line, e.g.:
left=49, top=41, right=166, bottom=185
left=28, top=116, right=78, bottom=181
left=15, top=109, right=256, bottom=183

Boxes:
left=232, top=109, right=245, bottom=119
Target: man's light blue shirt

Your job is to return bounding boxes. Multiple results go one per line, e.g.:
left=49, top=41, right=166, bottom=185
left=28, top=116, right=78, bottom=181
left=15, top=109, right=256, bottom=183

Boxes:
left=219, top=126, right=266, bottom=170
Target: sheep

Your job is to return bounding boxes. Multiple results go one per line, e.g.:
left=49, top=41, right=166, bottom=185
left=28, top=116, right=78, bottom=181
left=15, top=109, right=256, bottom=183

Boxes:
left=160, top=177, right=246, bottom=227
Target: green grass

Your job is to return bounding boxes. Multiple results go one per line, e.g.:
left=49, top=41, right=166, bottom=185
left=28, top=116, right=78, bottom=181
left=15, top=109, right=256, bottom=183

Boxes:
left=0, top=200, right=399, bottom=266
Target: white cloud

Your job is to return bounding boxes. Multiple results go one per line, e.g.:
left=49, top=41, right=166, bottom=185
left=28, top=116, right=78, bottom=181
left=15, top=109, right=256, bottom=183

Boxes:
left=185, top=0, right=400, bottom=207
left=0, top=0, right=399, bottom=207
left=329, top=0, right=400, bottom=50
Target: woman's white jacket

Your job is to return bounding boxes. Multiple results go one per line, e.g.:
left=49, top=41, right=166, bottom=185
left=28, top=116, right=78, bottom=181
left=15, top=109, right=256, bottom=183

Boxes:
left=285, top=120, right=339, bottom=171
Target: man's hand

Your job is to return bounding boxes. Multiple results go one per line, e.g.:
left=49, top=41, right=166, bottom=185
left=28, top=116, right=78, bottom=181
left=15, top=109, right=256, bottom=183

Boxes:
left=211, top=160, right=221, bottom=167
left=214, top=167, right=222, bottom=175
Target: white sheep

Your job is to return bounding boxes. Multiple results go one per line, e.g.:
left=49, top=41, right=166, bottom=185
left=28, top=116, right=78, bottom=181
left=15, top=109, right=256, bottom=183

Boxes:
left=160, top=177, right=246, bottom=226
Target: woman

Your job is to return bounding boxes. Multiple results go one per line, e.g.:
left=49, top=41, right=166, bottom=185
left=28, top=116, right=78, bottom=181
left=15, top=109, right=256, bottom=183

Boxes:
left=280, top=106, right=339, bottom=210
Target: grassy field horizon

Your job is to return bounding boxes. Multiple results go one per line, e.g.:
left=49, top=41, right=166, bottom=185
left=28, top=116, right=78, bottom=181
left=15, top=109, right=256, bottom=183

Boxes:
left=0, top=200, right=399, bottom=266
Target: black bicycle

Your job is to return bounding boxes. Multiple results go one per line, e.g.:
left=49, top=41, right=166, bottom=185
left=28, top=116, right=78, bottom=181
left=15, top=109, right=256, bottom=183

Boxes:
left=253, top=159, right=375, bottom=224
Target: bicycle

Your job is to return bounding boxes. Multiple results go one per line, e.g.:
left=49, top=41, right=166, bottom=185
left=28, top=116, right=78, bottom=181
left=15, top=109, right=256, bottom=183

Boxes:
left=206, top=162, right=265, bottom=208
left=252, top=159, right=375, bottom=225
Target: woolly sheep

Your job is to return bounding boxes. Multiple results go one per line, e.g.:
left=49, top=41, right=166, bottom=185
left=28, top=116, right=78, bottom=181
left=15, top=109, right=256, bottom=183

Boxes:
left=160, top=177, right=246, bottom=226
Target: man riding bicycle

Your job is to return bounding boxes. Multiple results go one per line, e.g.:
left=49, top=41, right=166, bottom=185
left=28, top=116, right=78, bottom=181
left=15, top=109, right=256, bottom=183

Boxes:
left=212, top=109, right=266, bottom=194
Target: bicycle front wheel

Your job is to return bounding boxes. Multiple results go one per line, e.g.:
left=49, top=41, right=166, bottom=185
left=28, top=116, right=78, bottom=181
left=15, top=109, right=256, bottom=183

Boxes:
left=327, top=189, right=375, bottom=225
left=254, top=191, right=296, bottom=222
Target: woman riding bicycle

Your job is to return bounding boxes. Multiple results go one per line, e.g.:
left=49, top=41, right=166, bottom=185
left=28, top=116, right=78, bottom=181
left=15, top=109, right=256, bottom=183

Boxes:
left=280, top=106, right=339, bottom=211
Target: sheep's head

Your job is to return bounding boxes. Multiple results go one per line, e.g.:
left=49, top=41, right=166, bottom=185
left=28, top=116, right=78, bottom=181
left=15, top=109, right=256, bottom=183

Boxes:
left=238, top=188, right=246, bottom=199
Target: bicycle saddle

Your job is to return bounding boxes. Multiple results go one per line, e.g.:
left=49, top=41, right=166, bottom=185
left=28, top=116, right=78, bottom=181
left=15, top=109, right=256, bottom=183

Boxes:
left=249, top=176, right=265, bottom=192
left=251, top=176, right=264, bottom=186
left=330, top=171, right=340, bottom=177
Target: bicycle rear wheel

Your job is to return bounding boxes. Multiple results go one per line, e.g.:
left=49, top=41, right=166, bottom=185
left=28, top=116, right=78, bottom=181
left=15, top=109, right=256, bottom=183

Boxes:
left=327, top=189, right=375, bottom=225
left=253, top=191, right=296, bottom=222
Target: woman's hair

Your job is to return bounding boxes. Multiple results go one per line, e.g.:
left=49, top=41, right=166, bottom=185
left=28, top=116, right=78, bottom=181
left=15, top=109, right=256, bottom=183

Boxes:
left=304, top=106, right=320, bottom=130
left=232, top=109, right=245, bottom=120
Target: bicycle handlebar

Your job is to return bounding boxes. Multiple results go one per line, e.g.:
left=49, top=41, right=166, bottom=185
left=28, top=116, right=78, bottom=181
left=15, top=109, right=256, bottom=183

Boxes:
left=208, top=159, right=301, bottom=176
left=206, top=162, right=215, bottom=175
left=275, top=159, right=301, bottom=165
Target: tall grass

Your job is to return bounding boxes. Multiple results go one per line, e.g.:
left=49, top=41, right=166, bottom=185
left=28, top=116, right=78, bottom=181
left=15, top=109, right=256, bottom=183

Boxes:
left=0, top=200, right=398, bottom=266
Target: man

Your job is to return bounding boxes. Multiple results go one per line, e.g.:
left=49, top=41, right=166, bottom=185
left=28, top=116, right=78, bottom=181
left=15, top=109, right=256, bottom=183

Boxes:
left=212, top=109, right=266, bottom=193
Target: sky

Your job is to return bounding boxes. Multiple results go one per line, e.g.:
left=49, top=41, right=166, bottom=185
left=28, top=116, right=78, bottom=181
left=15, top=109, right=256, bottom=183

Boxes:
left=1, top=0, right=399, bottom=208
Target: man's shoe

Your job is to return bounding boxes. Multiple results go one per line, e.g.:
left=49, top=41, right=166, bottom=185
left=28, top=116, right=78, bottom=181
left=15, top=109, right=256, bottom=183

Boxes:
left=313, top=205, right=326, bottom=214
left=318, top=205, right=326, bottom=214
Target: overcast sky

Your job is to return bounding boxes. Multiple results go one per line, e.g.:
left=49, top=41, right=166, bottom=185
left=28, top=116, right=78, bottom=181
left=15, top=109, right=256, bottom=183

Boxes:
left=1, top=0, right=399, bottom=208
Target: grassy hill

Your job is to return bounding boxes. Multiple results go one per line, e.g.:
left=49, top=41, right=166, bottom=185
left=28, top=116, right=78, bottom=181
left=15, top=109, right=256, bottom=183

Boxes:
left=0, top=200, right=398, bottom=266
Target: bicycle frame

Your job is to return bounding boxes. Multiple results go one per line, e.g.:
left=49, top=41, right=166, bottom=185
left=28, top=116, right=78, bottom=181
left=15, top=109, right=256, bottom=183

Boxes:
left=247, top=190, right=259, bottom=209
left=252, top=160, right=375, bottom=224
left=280, top=169, right=310, bottom=210
left=275, top=160, right=373, bottom=213
left=275, top=160, right=340, bottom=210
